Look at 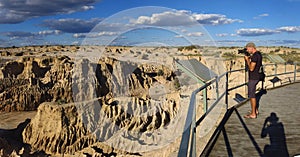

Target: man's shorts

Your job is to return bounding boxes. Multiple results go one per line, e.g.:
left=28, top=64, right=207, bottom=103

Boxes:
left=248, top=79, right=259, bottom=98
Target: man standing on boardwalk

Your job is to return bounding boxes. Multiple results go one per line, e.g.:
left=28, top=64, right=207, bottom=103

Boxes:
left=244, top=42, right=263, bottom=119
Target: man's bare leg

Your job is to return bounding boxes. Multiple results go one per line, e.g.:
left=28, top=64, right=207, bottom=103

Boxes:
left=250, top=97, right=257, bottom=117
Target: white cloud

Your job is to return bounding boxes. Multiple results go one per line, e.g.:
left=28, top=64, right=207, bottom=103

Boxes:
left=254, top=13, right=269, bottom=19
left=131, top=10, right=242, bottom=26
left=216, top=33, right=228, bottom=37
left=174, top=35, right=184, bottom=38
left=97, top=32, right=118, bottom=36
left=38, top=30, right=62, bottom=36
left=73, top=33, right=86, bottom=38
left=2, top=30, right=62, bottom=40
left=2, top=31, right=35, bottom=39
left=237, top=28, right=279, bottom=36
left=82, top=5, right=94, bottom=11
left=132, top=10, right=196, bottom=26
left=73, top=31, right=118, bottom=38
left=236, top=26, right=300, bottom=37
left=277, top=26, right=300, bottom=33
left=193, top=13, right=243, bottom=25
left=181, top=29, right=188, bottom=33
left=259, top=13, right=269, bottom=17
left=187, top=32, right=203, bottom=37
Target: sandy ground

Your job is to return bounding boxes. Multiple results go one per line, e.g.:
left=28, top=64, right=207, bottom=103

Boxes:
left=0, top=111, right=36, bottom=130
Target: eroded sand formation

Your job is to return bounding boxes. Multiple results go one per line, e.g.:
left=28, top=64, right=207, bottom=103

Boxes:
left=0, top=46, right=186, bottom=156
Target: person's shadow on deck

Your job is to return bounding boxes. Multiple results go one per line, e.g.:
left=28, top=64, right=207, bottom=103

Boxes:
left=256, top=89, right=267, bottom=112
left=261, top=112, right=289, bottom=157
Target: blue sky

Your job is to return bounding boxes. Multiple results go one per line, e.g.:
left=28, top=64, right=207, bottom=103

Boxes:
left=1, top=0, right=300, bottom=47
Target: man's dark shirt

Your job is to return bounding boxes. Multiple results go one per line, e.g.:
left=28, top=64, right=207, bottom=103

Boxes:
left=249, top=51, right=262, bottom=80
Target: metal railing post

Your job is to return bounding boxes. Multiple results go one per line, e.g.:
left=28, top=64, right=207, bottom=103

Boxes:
left=190, top=103, right=196, bottom=157
left=245, top=67, right=248, bottom=97
left=178, top=91, right=196, bottom=157
left=197, top=81, right=208, bottom=113
left=294, top=62, right=297, bottom=83
left=285, top=63, right=287, bottom=73
left=202, top=83, right=208, bottom=113
left=216, top=77, right=219, bottom=99
left=225, top=72, right=229, bottom=110
left=275, top=63, right=278, bottom=76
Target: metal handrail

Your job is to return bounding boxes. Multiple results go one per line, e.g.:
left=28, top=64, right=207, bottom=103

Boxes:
left=178, top=62, right=299, bottom=157
left=178, top=68, right=246, bottom=157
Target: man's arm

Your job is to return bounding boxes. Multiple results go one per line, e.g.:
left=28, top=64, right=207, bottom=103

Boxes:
left=244, top=56, right=256, bottom=71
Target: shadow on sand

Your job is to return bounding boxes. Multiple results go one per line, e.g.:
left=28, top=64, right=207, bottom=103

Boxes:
left=0, top=118, right=48, bottom=156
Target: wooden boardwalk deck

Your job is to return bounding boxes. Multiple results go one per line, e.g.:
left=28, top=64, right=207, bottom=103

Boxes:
left=202, top=82, right=300, bottom=157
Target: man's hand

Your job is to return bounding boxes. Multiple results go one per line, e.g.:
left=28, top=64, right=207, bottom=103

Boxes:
left=244, top=55, right=250, bottom=66
left=244, top=55, right=256, bottom=71
left=244, top=55, right=250, bottom=62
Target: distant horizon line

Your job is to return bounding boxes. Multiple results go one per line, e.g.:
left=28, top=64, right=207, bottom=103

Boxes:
left=1, top=44, right=300, bottom=49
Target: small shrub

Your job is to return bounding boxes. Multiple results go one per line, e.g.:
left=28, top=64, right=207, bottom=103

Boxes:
left=222, top=52, right=237, bottom=59
left=157, top=69, right=164, bottom=76
left=57, top=99, right=66, bottom=105
left=174, top=78, right=181, bottom=90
